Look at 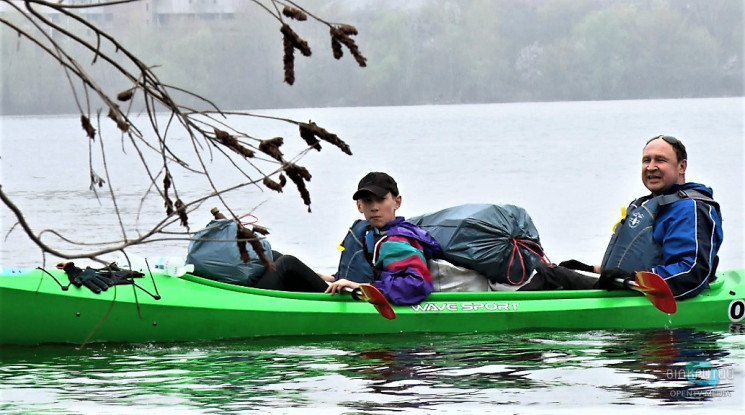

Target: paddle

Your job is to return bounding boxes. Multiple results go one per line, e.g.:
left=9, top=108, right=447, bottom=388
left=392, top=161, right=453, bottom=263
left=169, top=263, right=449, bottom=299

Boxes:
left=619, top=271, right=677, bottom=314
left=348, top=284, right=396, bottom=320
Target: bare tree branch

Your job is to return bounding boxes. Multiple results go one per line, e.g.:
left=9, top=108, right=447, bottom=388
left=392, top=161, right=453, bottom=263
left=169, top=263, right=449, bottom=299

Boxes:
left=0, top=0, right=365, bottom=267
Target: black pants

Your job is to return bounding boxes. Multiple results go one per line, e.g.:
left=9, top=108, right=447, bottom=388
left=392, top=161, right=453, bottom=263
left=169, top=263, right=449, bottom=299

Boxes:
left=254, top=254, right=329, bottom=292
left=518, top=262, right=598, bottom=291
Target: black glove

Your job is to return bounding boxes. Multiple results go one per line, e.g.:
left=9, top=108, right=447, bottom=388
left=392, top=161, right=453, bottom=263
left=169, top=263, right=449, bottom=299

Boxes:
left=108, top=270, right=142, bottom=285
left=60, top=262, right=113, bottom=293
left=76, top=268, right=112, bottom=294
left=595, top=268, right=634, bottom=291
left=61, top=262, right=84, bottom=287
left=558, top=259, right=595, bottom=273
left=104, top=263, right=144, bottom=285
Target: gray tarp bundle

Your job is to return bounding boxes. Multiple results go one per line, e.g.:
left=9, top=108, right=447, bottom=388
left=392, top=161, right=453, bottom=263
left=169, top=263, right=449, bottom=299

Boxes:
left=409, top=204, right=545, bottom=285
left=186, top=219, right=272, bottom=286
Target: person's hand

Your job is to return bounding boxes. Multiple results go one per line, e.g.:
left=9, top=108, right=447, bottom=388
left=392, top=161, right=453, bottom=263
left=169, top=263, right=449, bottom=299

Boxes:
left=595, top=268, right=634, bottom=291
left=558, top=259, right=595, bottom=273
left=325, top=278, right=360, bottom=295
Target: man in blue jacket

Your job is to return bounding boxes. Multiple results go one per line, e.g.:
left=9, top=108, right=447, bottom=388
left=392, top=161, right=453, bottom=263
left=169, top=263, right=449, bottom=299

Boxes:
left=526, top=135, right=723, bottom=300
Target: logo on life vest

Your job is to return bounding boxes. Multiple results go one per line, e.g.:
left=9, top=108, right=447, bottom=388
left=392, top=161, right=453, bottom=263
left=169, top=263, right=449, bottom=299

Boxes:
left=627, top=212, right=644, bottom=228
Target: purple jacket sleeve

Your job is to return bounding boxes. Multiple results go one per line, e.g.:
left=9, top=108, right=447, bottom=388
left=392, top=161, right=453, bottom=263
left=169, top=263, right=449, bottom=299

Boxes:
left=371, top=219, right=442, bottom=305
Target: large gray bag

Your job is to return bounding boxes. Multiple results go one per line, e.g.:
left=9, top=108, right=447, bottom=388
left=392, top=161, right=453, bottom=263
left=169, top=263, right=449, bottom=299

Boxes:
left=409, top=204, right=546, bottom=285
left=186, top=219, right=272, bottom=286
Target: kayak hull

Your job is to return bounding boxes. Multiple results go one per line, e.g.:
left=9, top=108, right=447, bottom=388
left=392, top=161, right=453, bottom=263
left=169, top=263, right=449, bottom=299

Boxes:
left=1, top=267, right=743, bottom=346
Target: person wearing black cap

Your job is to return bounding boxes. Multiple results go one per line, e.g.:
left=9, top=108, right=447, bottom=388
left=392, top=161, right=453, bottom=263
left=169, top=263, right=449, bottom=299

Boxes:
left=325, top=172, right=442, bottom=305
left=252, top=172, right=441, bottom=305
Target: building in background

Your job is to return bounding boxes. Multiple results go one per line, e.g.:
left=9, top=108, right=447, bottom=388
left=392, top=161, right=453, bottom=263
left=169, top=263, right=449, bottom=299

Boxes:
left=1, top=0, right=240, bottom=31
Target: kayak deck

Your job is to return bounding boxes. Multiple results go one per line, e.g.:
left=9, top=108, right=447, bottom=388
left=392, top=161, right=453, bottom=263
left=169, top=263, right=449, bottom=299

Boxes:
left=0, top=267, right=742, bottom=346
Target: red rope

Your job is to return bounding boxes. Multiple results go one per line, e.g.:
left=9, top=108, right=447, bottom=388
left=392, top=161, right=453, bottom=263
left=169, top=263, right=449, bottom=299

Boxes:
left=506, top=238, right=551, bottom=285
left=239, top=212, right=259, bottom=226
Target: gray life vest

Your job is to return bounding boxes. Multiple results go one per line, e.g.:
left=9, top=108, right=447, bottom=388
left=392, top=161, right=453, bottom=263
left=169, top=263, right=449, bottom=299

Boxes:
left=600, top=189, right=716, bottom=272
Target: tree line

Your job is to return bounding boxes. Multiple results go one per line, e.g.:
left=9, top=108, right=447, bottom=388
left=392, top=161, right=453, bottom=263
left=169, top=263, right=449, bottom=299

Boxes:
left=1, top=0, right=742, bottom=116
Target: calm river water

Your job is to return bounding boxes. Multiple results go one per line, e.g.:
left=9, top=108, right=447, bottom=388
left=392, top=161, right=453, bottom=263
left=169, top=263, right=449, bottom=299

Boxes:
left=1, top=98, right=743, bottom=413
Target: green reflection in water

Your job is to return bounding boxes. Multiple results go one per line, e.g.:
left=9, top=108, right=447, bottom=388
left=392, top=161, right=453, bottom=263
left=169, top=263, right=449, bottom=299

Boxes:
left=0, top=328, right=740, bottom=412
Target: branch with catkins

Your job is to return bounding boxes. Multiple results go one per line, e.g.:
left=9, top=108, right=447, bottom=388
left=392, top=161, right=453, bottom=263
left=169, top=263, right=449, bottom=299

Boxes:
left=214, top=128, right=255, bottom=158
left=236, top=226, right=275, bottom=272
left=280, top=23, right=311, bottom=85
left=0, top=0, right=366, bottom=268
left=282, top=6, right=307, bottom=21
left=278, top=5, right=368, bottom=85
left=330, top=25, right=367, bottom=67
left=263, top=174, right=286, bottom=193
left=299, top=122, right=352, bottom=155
left=259, top=137, right=284, bottom=161
left=284, top=163, right=312, bottom=212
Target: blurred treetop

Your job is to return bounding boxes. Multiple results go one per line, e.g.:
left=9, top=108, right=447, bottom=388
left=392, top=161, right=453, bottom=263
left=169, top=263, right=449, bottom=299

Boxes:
left=2, top=0, right=742, bottom=116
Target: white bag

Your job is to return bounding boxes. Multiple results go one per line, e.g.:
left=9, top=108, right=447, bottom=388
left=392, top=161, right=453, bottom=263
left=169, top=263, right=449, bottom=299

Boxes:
left=428, top=259, right=489, bottom=292
left=428, top=258, right=540, bottom=292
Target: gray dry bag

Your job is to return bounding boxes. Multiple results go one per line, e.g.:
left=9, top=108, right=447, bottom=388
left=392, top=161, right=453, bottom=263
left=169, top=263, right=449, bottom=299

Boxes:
left=186, top=219, right=272, bottom=286
left=409, top=204, right=546, bottom=285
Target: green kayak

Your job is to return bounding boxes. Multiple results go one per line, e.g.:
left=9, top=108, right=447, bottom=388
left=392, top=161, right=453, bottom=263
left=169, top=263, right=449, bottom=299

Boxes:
left=0, top=267, right=743, bottom=346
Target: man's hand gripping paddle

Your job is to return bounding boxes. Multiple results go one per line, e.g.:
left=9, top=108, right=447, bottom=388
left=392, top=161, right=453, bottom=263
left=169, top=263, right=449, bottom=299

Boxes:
left=620, top=271, right=677, bottom=314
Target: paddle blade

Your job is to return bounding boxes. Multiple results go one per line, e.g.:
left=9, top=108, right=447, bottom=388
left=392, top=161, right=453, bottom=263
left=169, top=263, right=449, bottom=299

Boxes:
left=358, top=283, right=396, bottom=320
left=630, top=271, right=677, bottom=314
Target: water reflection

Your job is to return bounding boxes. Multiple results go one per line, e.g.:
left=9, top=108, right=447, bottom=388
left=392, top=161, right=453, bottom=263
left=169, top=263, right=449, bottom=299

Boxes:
left=0, top=329, right=741, bottom=412
left=341, top=334, right=546, bottom=392
left=600, top=328, right=734, bottom=402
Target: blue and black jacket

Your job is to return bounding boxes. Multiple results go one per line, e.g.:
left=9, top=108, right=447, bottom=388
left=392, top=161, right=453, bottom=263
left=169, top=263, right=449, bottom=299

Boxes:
left=601, top=182, right=723, bottom=300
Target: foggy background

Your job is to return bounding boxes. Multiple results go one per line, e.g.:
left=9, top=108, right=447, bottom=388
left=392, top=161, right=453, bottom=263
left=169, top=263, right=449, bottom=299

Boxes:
left=1, top=0, right=743, bottom=116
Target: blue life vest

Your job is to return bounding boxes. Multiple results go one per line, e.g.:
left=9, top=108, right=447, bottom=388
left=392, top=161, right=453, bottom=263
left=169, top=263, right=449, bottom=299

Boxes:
left=335, top=219, right=375, bottom=283
left=600, top=189, right=716, bottom=272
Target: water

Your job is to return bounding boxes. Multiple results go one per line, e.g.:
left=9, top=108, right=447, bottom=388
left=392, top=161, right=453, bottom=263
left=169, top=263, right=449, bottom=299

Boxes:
left=0, top=330, right=743, bottom=413
left=1, top=98, right=744, bottom=412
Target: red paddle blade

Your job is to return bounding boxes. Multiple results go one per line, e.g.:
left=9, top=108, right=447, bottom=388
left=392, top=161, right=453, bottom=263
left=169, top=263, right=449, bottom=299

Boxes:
left=359, top=283, right=396, bottom=320
left=630, top=271, right=677, bottom=314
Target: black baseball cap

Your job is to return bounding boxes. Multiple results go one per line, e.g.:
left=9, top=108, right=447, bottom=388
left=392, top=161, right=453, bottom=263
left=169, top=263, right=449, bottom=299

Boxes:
left=352, top=172, right=399, bottom=200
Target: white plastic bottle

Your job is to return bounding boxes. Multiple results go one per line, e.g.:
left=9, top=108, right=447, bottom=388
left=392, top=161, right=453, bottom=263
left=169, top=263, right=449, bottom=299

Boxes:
left=149, top=256, right=195, bottom=277
left=115, top=254, right=194, bottom=277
